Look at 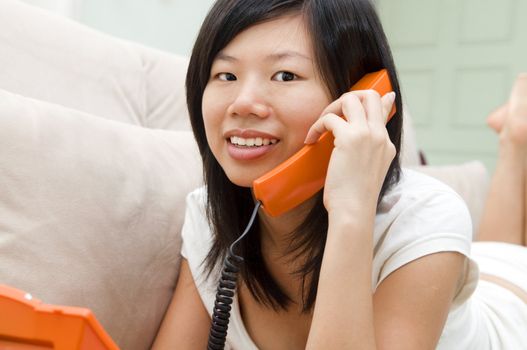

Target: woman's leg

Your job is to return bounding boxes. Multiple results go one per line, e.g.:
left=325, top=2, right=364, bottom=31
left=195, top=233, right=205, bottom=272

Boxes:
left=520, top=76, right=527, bottom=246
left=477, top=74, right=527, bottom=246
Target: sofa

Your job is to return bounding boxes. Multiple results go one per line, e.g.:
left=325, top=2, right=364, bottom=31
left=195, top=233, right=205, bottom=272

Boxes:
left=0, top=1, right=491, bottom=349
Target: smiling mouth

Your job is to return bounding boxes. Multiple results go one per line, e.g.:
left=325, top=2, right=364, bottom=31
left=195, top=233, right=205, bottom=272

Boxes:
left=229, top=136, right=280, bottom=147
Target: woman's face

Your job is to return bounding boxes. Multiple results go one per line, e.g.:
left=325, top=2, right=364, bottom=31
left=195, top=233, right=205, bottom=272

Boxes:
left=202, top=15, right=332, bottom=187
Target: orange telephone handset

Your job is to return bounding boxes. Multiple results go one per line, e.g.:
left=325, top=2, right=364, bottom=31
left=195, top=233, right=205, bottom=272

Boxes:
left=253, top=69, right=396, bottom=217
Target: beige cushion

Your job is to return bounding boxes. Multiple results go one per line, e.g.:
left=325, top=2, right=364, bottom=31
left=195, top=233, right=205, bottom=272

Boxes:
left=0, top=89, right=202, bottom=350
left=0, top=0, right=190, bottom=130
left=410, top=161, right=490, bottom=237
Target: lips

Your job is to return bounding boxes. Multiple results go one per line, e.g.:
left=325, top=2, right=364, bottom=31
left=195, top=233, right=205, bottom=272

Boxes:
left=225, top=129, right=280, bottom=161
left=224, top=128, right=280, bottom=140
left=227, top=143, right=277, bottom=160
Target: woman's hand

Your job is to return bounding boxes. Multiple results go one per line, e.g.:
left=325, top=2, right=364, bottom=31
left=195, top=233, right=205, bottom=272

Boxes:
left=304, top=90, right=396, bottom=216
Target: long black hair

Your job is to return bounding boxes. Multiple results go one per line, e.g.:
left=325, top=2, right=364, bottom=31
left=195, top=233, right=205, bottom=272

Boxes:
left=186, top=0, right=403, bottom=312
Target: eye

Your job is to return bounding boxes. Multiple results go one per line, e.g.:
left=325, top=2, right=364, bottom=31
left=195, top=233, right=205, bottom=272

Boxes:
left=273, top=71, right=297, bottom=82
left=217, top=72, right=237, bottom=81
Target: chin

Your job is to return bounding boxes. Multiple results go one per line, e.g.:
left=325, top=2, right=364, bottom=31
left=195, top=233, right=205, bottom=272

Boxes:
left=225, top=173, right=255, bottom=188
left=223, top=165, right=268, bottom=188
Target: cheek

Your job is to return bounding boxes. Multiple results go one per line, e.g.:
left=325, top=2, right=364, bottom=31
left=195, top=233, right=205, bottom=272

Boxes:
left=283, top=90, right=331, bottom=139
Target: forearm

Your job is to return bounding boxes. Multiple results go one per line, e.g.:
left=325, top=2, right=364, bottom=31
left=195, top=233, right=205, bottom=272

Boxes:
left=524, top=163, right=527, bottom=245
left=306, top=208, right=376, bottom=350
left=477, top=139, right=525, bottom=244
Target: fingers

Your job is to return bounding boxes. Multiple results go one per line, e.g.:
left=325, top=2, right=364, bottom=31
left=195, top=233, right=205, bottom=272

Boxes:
left=381, top=92, right=396, bottom=123
left=304, top=90, right=396, bottom=144
left=341, top=92, right=368, bottom=129
left=304, top=93, right=367, bottom=145
left=304, top=113, right=347, bottom=144
left=319, top=90, right=396, bottom=125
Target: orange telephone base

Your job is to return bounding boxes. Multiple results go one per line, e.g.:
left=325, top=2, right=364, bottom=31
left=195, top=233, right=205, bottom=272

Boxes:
left=0, top=284, right=119, bottom=350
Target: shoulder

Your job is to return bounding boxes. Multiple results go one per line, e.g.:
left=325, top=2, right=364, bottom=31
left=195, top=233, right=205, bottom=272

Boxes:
left=378, top=168, right=472, bottom=229
left=180, top=186, right=219, bottom=309
left=183, top=186, right=208, bottom=229
left=386, top=167, right=467, bottom=200
left=185, top=186, right=207, bottom=210
left=372, top=168, right=473, bottom=287
left=181, top=186, right=212, bottom=260
left=379, top=167, right=473, bottom=236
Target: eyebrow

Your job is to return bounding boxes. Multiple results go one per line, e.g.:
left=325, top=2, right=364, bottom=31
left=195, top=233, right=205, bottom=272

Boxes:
left=216, top=50, right=312, bottom=62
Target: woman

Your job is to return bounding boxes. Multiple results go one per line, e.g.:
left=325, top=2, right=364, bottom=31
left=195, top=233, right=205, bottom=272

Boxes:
left=153, top=0, right=527, bottom=349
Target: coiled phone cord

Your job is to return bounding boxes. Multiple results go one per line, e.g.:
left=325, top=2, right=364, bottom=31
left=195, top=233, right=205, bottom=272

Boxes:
left=207, top=201, right=262, bottom=350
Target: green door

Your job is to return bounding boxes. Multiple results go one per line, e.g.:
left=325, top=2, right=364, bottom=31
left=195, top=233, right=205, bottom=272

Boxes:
left=378, top=0, right=527, bottom=171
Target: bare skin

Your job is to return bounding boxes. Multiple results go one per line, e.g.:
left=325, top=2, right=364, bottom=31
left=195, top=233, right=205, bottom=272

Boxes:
left=477, top=73, right=527, bottom=304
left=478, top=73, right=527, bottom=246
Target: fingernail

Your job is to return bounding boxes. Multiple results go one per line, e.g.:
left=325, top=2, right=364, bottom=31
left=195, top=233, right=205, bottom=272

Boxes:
left=387, top=91, right=396, bottom=103
left=304, top=133, right=313, bottom=144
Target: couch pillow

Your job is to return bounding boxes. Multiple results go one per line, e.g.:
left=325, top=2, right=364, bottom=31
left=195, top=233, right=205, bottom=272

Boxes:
left=128, top=43, right=191, bottom=131
left=0, top=0, right=190, bottom=130
left=0, top=89, right=202, bottom=350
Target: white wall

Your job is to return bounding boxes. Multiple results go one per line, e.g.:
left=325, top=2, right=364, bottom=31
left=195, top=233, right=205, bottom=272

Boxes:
left=20, top=0, right=216, bottom=56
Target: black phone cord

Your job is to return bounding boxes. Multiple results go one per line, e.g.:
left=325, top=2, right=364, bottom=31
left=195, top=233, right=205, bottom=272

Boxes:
left=207, top=202, right=261, bottom=350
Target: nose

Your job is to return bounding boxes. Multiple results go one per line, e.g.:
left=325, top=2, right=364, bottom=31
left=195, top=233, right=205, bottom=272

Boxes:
left=227, top=82, right=272, bottom=119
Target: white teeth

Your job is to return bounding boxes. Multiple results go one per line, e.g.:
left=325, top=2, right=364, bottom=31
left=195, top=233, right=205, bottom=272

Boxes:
left=229, top=136, right=278, bottom=147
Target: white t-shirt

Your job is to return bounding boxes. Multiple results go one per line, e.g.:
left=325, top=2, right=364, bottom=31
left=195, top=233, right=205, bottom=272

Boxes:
left=181, top=168, right=527, bottom=349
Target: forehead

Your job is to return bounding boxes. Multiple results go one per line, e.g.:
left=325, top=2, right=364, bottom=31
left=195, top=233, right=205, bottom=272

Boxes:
left=218, top=15, right=313, bottom=59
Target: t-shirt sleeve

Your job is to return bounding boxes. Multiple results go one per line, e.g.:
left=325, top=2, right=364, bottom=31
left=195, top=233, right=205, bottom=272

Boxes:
left=180, top=187, right=212, bottom=269
left=180, top=192, right=196, bottom=260
left=180, top=191, right=195, bottom=260
left=179, top=187, right=218, bottom=314
left=373, top=189, right=473, bottom=289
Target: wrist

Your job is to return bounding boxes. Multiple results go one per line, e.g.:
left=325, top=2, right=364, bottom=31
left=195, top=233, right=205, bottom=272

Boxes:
left=326, top=198, right=377, bottom=222
left=327, top=206, right=376, bottom=241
